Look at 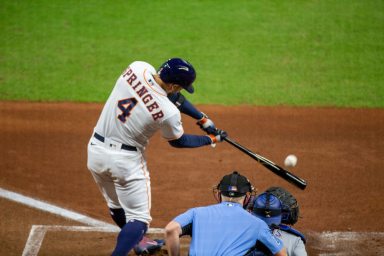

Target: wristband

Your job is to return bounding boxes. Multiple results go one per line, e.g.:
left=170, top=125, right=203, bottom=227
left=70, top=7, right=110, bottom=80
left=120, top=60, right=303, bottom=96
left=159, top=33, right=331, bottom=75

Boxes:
left=198, top=117, right=208, bottom=125
left=208, top=134, right=217, bottom=144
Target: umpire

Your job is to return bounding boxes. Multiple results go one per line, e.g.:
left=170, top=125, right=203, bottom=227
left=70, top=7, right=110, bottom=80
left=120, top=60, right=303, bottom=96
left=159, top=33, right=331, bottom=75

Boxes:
left=165, top=171, right=287, bottom=256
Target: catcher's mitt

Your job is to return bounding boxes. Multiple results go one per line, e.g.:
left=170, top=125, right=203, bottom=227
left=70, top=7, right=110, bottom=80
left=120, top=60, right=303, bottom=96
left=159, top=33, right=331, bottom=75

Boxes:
left=265, top=186, right=299, bottom=225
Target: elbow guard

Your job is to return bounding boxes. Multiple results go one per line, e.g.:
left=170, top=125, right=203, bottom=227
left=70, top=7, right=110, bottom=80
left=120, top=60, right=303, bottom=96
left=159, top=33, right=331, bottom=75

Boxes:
left=168, top=93, right=186, bottom=108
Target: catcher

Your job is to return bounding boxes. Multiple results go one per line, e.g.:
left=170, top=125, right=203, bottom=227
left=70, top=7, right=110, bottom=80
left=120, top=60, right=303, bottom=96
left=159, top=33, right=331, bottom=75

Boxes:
left=251, top=187, right=307, bottom=256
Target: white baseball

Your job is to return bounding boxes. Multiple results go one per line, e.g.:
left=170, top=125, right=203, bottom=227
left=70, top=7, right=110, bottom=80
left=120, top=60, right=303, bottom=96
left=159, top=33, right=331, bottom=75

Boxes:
left=284, top=154, right=297, bottom=167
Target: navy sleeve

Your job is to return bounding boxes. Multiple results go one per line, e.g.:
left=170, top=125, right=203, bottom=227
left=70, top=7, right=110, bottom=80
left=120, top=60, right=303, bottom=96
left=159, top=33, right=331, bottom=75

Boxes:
left=169, top=134, right=212, bottom=148
left=168, top=93, right=203, bottom=120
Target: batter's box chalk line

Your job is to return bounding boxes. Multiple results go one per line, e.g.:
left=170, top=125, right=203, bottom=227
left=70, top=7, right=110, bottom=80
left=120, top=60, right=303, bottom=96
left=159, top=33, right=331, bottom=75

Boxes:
left=22, top=225, right=167, bottom=256
left=0, top=188, right=165, bottom=255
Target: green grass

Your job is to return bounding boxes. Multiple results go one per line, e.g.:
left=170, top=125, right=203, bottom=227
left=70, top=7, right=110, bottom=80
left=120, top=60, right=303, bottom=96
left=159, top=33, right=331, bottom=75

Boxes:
left=1, top=0, right=383, bottom=107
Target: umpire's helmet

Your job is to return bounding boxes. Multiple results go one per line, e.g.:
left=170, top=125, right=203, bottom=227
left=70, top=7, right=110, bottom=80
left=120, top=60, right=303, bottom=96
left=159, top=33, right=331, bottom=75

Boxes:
left=253, top=192, right=282, bottom=226
left=218, top=171, right=253, bottom=197
left=157, top=58, right=196, bottom=94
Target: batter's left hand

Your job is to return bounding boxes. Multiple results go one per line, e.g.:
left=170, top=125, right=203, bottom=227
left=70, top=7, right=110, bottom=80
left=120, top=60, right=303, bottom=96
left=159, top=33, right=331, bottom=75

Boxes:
left=196, top=112, right=216, bottom=134
left=208, top=129, right=228, bottom=144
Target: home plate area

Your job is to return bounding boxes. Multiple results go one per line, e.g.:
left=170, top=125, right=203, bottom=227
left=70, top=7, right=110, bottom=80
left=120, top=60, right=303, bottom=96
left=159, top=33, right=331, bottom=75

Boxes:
left=2, top=187, right=384, bottom=256
left=23, top=225, right=384, bottom=256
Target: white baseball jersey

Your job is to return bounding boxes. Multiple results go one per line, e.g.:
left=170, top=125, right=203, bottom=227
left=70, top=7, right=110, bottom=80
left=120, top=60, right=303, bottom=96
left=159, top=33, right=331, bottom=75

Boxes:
left=87, top=61, right=185, bottom=224
left=273, top=229, right=307, bottom=256
left=94, top=61, right=184, bottom=149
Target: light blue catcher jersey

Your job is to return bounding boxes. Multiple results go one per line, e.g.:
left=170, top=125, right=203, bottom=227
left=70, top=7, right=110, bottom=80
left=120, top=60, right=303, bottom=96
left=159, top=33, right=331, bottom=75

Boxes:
left=174, top=202, right=283, bottom=256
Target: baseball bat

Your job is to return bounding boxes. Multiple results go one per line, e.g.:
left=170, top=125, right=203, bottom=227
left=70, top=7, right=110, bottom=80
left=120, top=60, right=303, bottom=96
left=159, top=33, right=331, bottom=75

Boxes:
left=223, top=137, right=307, bottom=190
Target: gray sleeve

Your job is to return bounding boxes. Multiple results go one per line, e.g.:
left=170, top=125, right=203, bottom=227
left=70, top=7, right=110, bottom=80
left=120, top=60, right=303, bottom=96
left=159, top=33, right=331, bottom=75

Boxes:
left=292, top=237, right=307, bottom=256
left=276, top=230, right=307, bottom=256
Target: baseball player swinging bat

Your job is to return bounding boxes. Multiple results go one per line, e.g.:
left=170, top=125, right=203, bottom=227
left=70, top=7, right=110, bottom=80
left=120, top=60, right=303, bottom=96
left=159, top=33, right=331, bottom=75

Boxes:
left=223, top=137, right=307, bottom=190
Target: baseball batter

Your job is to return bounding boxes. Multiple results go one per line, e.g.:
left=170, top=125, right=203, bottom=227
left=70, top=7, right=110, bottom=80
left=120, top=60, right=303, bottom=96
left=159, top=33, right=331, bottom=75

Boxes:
left=87, top=58, right=227, bottom=255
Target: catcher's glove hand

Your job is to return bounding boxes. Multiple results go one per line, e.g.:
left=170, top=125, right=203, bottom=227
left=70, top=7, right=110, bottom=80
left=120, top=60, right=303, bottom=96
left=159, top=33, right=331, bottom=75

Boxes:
left=266, top=186, right=299, bottom=225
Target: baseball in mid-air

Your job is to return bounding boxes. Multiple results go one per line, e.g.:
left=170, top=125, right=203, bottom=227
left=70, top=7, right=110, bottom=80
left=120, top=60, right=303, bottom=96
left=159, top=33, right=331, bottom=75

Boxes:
left=284, top=154, right=298, bottom=167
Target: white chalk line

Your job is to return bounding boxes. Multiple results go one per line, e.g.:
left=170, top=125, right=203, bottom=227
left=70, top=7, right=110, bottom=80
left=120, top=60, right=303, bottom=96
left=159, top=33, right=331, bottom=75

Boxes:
left=0, top=187, right=164, bottom=255
left=22, top=225, right=47, bottom=256
left=0, top=187, right=118, bottom=230
left=21, top=225, right=168, bottom=256
left=316, top=231, right=384, bottom=256
left=0, top=187, right=163, bottom=232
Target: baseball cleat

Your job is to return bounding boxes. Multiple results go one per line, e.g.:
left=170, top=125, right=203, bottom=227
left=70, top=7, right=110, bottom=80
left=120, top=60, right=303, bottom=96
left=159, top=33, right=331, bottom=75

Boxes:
left=133, top=236, right=165, bottom=255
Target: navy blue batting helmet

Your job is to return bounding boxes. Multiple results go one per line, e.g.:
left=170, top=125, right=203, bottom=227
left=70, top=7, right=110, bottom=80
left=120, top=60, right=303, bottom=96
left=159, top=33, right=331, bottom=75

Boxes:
left=253, top=192, right=282, bottom=226
left=157, top=58, right=196, bottom=93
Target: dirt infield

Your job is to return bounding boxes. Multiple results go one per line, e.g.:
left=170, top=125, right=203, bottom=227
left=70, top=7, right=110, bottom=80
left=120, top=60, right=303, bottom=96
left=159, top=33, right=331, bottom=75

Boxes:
left=1, top=101, right=383, bottom=255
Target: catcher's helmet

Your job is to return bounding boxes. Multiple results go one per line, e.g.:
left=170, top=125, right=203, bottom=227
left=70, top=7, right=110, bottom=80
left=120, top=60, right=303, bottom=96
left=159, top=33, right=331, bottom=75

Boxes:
left=266, top=186, right=299, bottom=225
left=157, top=58, right=196, bottom=94
left=253, top=192, right=282, bottom=226
left=218, top=171, right=253, bottom=197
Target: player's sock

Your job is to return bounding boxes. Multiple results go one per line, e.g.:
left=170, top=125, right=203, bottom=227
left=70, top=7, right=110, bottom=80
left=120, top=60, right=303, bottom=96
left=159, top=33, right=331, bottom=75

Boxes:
left=109, top=208, right=126, bottom=229
left=111, top=219, right=147, bottom=256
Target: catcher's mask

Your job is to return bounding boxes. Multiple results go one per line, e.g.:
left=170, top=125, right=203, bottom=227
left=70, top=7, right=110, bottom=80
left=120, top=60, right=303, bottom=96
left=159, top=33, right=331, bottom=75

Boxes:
left=266, top=186, right=300, bottom=225
left=253, top=192, right=282, bottom=226
left=213, top=171, right=255, bottom=208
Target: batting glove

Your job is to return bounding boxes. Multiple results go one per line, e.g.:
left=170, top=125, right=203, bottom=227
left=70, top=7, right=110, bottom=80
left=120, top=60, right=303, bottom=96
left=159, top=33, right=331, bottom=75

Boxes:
left=208, top=129, right=228, bottom=144
left=197, top=112, right=216, bottom=134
